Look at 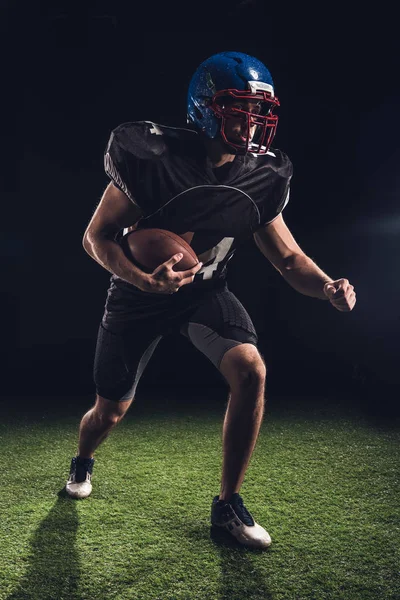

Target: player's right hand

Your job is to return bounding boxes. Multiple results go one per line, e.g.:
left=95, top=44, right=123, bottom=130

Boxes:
left=141, top=253, right=203, bottom=294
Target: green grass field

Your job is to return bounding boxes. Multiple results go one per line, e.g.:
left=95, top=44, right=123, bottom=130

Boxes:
left=0, top=390, right=399, bottom=600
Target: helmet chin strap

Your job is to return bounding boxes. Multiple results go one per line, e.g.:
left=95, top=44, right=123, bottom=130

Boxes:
left=223, top=140, right=246, bottom=155
left=201, top=135, right=239, bottom=165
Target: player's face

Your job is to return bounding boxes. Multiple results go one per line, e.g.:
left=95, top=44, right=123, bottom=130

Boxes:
left=222, top=99, right=262, bottom=146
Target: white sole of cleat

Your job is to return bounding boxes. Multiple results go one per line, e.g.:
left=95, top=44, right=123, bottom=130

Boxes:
left=213, top=519, right=272, bottom=549
left=66, top=479, right=92, bottom=499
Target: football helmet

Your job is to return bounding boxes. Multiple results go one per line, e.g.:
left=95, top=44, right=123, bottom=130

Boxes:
left=187, top=51, right=279, bottom=155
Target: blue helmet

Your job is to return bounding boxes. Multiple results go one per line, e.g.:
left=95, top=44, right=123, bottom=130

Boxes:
left=187, top=51, right=280, bottom=155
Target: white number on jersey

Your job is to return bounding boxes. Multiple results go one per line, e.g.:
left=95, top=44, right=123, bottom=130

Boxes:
left=197, top=237, right=235, bottom=280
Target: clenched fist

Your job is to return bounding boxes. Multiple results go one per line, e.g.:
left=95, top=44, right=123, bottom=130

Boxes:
left=324, top=279, right=356, bottom=312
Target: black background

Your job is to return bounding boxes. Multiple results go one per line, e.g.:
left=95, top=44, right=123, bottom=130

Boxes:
left=2, top=2, right=399, bottom=412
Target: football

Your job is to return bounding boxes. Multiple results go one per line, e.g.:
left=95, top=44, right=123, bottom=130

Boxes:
left=122, top=228, right=199, bottom=272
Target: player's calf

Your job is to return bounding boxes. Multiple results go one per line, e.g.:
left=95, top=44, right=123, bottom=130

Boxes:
left=66, top=395, right=132, bottom=499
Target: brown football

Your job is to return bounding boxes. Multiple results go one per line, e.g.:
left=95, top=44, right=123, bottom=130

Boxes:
left=122, top=228, right=199, bottom=272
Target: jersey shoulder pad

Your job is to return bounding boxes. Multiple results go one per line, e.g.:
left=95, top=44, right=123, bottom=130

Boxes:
left=107, top=121, right=198, bottom=160
left=251, top=147, right=293, bottom=227
left=107, top=121, right=168, bottom=159
left=256, top=147, right=293, bottom=179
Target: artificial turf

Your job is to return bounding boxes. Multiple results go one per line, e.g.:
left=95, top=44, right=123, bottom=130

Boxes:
left=0, top=389, right=399, bottom=600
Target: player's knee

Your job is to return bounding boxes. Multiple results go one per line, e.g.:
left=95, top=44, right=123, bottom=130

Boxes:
left=237, top=361, right=266, bottom=390
left=94, top=395, right=132, bottom=427
left=224, top=348, right=267, bottom=392
left=99, top=411, right=123, bottom=428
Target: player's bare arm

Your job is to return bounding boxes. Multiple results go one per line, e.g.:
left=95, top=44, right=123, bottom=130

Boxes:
left=254, top=214, right=356, bottom=311
left=83, top=182, right=202, bottom=294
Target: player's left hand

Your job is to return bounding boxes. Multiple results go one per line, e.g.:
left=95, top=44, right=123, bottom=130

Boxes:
left=323, top=279, right=356, bottom=312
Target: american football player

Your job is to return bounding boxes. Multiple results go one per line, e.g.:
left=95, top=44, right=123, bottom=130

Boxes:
left=66, top=51, right=356, bottom=549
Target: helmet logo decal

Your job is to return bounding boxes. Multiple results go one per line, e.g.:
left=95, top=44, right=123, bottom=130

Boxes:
left=206, top=72, right=216, bottom=95
left=249, top=69, right=259, bottom=80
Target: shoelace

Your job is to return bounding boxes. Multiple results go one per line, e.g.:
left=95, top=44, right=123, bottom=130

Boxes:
left=71, top=457, right=94, bottom=483
left=216, top=495, right=254, bottom=527
left=230, top=495, right=254, bottom=526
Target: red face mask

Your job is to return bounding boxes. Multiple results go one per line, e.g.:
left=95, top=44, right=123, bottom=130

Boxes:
left=210, top=89, right=280, bottom=155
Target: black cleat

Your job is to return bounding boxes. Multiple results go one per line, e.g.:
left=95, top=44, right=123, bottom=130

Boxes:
left=211, top=493, right=271, bottom=549
left=66, top=456, right=94, bottom=499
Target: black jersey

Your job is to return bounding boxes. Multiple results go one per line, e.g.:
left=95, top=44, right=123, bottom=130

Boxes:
left=102, top=121, right=292, bottom=326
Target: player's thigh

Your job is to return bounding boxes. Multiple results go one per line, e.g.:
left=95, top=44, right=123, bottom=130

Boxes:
left=180, top=288, right=266, bottom=387
left=93, top=322, right=162, bottom=402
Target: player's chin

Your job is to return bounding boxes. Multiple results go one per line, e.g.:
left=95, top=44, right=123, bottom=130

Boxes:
left=224, top=138, right=248, bottom=154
